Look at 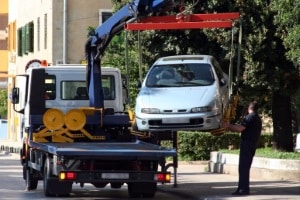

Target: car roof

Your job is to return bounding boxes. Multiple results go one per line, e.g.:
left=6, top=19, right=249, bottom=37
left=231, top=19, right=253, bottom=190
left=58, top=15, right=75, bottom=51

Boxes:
left=154, top=55, right=214, bottom=65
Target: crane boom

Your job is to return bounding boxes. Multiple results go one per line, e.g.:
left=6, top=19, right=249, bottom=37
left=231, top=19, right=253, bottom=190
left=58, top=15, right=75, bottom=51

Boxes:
left=85, top=0, right=174, bottom=108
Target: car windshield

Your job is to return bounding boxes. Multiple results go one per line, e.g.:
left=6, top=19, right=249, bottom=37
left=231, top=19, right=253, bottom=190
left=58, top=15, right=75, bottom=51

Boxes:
left=146, top=63, right=215, bottom=87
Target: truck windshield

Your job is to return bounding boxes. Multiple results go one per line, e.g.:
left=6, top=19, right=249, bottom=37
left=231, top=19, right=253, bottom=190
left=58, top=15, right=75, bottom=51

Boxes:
left=146, top=63, right=215, bottom=87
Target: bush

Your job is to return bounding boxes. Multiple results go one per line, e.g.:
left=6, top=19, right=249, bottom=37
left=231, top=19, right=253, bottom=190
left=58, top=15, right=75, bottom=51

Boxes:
left=164, top=131, right=273, bottom=161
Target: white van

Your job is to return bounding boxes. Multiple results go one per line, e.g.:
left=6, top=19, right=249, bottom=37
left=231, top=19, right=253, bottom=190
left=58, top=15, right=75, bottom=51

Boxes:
left=135, top=55, right=229, bottom=131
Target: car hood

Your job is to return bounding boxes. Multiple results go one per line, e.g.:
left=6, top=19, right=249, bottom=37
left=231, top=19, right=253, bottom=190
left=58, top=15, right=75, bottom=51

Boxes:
left=136, top=86, right=217, bottom=110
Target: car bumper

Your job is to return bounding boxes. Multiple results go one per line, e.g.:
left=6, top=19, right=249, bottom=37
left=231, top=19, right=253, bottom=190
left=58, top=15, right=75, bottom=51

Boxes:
left=135, top=112, right=221, bottom=131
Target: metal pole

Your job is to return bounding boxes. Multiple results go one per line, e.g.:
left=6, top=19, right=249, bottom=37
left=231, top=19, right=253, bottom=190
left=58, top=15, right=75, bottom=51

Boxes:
left=63, top=0, right=67, bottom=64
left=229, top=25, right=234, bottom=96
left=236, top=19, right=242, bottom=82
left=138, top=31, right=142, bottom=82
left=125, top=31, right=130, bottom=104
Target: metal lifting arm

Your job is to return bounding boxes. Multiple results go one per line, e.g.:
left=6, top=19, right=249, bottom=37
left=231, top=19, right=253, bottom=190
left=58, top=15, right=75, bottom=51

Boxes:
left=85, top=0, right=240, bottom=110
left=85, top=0, right=175, bottom=108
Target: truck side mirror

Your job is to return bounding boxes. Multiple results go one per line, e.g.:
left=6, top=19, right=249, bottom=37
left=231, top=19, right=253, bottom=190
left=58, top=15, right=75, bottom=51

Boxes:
left=11, top=88, right=20, bottom=104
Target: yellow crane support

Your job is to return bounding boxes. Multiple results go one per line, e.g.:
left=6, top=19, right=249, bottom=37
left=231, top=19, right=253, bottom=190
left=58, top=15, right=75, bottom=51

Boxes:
left=210, top=94, right=239, bottom=136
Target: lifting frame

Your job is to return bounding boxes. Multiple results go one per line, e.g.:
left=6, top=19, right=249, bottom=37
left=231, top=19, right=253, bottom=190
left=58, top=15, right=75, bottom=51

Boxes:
left=124, top=12, right=241, bottom=187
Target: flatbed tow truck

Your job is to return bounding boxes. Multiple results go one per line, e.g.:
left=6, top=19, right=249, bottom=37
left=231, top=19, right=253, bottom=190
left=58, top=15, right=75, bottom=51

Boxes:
left=10, top=0, right=240, bottom=198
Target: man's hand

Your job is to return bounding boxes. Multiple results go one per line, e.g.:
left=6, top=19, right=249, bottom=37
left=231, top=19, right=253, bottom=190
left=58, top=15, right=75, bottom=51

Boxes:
left=221, top=121, right=230, bottom=129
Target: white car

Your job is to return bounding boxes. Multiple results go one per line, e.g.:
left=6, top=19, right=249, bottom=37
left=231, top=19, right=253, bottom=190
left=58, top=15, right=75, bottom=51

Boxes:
left=135, top=55, right=229, bottom=131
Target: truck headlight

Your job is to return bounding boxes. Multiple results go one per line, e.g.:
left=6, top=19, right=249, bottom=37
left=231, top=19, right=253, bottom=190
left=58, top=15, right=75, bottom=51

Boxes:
left=141, top=108, right=160, bottom=114
left=191, top=106, right=212, bottom=113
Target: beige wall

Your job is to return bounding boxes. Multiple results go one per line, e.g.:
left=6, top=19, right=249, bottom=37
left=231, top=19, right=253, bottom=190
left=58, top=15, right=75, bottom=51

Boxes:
left=9, top=0, right=112, bottom=73
left=65, top=0, right=113, bottom=64
left=0, top=51, right=8, bottom=72
left=0, top=0, right=8, bottom=13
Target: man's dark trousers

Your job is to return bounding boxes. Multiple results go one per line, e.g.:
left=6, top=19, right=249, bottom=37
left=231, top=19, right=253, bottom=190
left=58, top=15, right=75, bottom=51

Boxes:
left=238, top=140, right=256, bottom=191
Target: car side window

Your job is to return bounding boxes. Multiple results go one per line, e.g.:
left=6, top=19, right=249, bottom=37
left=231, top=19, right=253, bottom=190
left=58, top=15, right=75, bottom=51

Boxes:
left=212, top=59, right=226, bottom=86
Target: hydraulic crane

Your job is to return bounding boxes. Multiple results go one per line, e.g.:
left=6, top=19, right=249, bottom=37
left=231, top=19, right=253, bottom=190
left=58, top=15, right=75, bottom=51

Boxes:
left=85, top=0, right=176, bottom=109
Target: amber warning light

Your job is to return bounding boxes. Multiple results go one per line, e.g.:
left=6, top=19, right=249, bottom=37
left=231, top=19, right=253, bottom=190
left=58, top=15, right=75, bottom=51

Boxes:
left=155, top=172, right=171, bottom=183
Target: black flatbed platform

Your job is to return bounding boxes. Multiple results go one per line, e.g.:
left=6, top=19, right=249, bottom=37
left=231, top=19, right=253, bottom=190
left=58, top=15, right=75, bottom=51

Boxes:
left=29, top=140, right=176, bottom=159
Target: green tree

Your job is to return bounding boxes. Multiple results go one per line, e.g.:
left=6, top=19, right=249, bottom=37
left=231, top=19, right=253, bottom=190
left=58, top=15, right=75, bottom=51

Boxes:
left=0, top=89, right=8, bottom=118
left=189, top=0, right=298, bottom=151
left=271, top=0, right=300, bottom=68
left=102, top=31, right=141, bottom=109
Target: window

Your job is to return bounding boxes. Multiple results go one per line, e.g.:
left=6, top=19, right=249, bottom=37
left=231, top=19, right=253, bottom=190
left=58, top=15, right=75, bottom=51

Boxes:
left=146, top=64, right=215, bottom=87
left=21, top=26, right=26, bottom=55
left=102, top=75, right=115, bottom=100
left=8, top=21, right=16, bottom=51
left=37, top=17, right=40, bottom=51
left=0, top=14, right=8, bottom=50
left=45, top=75, right=56, bottom=100
left=212, top=59, right=224, bottom=83
left=26, top=21, right=34, bottom=53
left=61, top=76, right=115, bottom=101
left=17, top=28, right=22, bottom=56
left=44, top=13, right=47, bottom=49
left=99, top=9, right=112, bottom=24
left=61, top=81, right=87, bottom=100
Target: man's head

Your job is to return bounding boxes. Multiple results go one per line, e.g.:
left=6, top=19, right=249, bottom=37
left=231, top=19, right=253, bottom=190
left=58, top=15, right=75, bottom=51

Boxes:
left=248, top=101, right=259, bottom=113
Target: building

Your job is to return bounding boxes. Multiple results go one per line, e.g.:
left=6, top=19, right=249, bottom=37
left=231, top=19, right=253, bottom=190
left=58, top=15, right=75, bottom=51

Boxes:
left=7, top=0, right=113, bottom=141
left=0, top=0, right=8, bottom=88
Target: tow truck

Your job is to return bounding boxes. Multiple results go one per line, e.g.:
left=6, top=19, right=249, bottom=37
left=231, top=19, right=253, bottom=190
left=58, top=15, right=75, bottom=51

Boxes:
left=10, top=0, right=240, bottom=198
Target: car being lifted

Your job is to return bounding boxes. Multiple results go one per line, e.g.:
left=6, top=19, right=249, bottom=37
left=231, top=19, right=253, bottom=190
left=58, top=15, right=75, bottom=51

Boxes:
left=135, top=55, right=229, bottom=132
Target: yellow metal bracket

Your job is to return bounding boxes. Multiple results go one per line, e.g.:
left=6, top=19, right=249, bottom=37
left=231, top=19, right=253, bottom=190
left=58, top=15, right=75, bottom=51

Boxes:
left=33, top=108, right=106, bottom=142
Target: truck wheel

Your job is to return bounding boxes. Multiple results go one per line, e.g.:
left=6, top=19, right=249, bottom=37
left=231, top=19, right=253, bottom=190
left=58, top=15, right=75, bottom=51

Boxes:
left=43, top=157, right=72, bottom=197
left=26, top=168, right=38, bottom=190
left=43, top=157, right=55, bottom=197
left=128, top=182, right=156, bottom=198
left=24, top=164, right=38, bottom=190
left=110, top=182, right=122, bottom=189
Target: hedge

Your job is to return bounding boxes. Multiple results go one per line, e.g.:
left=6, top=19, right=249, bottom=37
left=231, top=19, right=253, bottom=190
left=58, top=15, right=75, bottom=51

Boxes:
left=162, top=131, right=273, bottom=161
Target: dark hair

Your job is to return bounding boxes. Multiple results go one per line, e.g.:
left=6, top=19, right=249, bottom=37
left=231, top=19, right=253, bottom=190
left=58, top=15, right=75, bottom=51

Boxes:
left=248, top=101, right=259, bottom=112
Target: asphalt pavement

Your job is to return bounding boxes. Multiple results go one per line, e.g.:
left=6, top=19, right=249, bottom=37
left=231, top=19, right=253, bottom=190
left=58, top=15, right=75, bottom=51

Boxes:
left=1, top=151, right=300, bottom=199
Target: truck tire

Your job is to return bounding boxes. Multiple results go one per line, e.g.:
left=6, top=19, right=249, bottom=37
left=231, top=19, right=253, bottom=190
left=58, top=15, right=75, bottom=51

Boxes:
left=110, top=182, right=122, bottom=189
left=128, top=182, right=157, bottom=198
left=24, top=163, right=38, bottom=190
left=43, top=157, right=72, bottom=197
left=43, top=157, right=55, bottom=197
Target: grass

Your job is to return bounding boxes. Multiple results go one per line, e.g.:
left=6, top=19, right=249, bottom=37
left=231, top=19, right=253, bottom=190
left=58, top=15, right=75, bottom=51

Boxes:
left=220, top=147, right=300, bottom=160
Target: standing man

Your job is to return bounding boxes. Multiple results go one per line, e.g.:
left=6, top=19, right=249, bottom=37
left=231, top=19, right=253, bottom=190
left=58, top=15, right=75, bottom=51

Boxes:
left=222, top=101, right=262, bottom=196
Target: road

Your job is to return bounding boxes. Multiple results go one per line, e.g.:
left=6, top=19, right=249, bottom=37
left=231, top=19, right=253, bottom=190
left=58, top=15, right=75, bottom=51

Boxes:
left=1, top=153, right=300, bottom=200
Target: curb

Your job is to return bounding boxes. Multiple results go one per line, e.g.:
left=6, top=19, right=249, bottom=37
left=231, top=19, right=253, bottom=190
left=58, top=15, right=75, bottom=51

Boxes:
left=209, top=151, right=300, bottom=181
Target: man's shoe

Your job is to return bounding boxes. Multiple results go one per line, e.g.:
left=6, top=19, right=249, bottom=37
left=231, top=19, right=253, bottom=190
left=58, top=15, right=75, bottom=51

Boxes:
left=232, top=189, right=250, bottom=196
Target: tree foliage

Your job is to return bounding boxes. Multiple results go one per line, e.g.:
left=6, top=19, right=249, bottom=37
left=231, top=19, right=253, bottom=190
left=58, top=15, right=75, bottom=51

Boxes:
left=271, top=0, right=300, bottom=68
left=0, top=89, right=8, bottom=118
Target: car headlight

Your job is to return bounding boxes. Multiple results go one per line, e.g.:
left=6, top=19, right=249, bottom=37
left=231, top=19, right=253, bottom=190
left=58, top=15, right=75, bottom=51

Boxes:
left=191, top=106, right=212, bottom=113
left=141, top=108, right=160, bottom=114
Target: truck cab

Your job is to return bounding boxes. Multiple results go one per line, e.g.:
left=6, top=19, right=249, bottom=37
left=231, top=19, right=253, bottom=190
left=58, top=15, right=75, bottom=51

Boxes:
left=12, top=65, right=127, bottom=134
